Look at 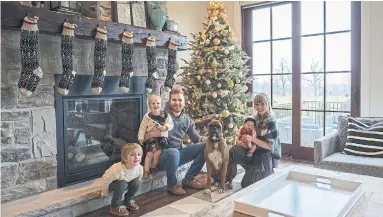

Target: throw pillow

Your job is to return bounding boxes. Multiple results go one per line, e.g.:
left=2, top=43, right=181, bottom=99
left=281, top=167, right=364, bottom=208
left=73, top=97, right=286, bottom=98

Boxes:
left=337, top=116, right=349, bottom=151
left=343, top=117, right=383, bottom=158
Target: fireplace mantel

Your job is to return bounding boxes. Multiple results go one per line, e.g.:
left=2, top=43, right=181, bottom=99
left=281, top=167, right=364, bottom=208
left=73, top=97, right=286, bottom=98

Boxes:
left=1, top=2, right=188, bottom=50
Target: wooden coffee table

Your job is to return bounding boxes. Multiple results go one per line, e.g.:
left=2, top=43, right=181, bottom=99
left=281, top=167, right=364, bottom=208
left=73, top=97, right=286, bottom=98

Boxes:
left=191, top=165, right=383, bottom=217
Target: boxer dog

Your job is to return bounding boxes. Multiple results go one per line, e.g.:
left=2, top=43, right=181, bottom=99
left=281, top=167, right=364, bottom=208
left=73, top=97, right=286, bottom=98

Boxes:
left=203, top=119, right=229, bottom=194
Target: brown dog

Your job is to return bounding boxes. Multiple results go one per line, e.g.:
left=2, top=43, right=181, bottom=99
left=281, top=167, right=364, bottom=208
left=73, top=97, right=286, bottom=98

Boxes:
left=203, top=119, right=229, bottom=194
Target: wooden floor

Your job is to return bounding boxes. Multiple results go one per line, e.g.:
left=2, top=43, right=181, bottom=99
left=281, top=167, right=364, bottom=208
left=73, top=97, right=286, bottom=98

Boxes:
left=81, top=158, right=312, bottom=217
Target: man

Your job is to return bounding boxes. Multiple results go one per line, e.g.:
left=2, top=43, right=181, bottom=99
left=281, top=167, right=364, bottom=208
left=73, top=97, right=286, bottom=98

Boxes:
left=144, top=88, right=205, bottom=195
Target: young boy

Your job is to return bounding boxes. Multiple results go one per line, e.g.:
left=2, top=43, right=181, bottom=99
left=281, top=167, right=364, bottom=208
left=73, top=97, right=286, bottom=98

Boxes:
left=100, top=143, right=143, bottom=216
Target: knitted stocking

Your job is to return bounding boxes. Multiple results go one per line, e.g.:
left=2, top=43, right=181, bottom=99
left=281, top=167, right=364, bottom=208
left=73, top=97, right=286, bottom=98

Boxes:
left=164, top=38, right=178, bottom=92
left=145, top=36, right=158, bottom=93
left=18, top=16, right=43, bottom=97
left=119, top=31, right=134, bottom=93
left=91, top=27, right=108, bottom=94
left=58, top=22, right=76, bottom=96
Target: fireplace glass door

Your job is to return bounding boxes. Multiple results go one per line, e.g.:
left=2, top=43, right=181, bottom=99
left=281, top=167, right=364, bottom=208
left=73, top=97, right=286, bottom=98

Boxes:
left=63, top=97, right=141, bottom=183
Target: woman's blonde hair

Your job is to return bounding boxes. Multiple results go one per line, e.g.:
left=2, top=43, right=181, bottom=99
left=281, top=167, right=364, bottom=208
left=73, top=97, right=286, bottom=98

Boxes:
left=121, top=143, right=143, bottom=165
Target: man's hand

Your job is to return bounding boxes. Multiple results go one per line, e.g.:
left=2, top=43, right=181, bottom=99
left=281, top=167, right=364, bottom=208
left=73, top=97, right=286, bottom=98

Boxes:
left=144, top=127, right=161, bottom=141
left=157, top=125, right=168, bottom=132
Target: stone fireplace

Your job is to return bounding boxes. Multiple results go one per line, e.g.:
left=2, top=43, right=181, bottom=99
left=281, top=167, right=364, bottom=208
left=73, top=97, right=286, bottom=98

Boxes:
left=1, top=29, right=171, bottom=202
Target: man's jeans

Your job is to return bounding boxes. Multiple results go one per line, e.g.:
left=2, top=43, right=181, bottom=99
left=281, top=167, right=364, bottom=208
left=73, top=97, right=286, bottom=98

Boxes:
left=157, top=142, right=205, bottom=188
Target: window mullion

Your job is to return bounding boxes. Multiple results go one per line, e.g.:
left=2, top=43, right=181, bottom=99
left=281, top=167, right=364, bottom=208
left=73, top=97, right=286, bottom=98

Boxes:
left=291, top=2, right=301, bottom=148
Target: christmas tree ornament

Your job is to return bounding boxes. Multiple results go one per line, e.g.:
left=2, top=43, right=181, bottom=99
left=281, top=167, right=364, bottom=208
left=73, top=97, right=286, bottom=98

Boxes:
left=119, top=31, right=134, bottom=93
left=58, top=22, right=77, bottom=96
left=18, top=16, right=43, bottom=97
left=91, top=26, right=108, bottom=94
left=196, top=75, right=201, bottom=80
left=227, top=79, right=234, bottom=88
left=212, top=92, right=217, bottom=98
left=228, top=123, right=234, bottom=129
left=211, top=58, right=218, bottom=68
left=164, top=38, right=178, bottom=91
left=205, top=39, right=210, bottom=45
left=145, top=35, right=157, bottom=93
left=221, top=110, right=230, bottom=117
left=205, top=79, right=211, bottom=85
left=217, top=83, right=222, bottom=88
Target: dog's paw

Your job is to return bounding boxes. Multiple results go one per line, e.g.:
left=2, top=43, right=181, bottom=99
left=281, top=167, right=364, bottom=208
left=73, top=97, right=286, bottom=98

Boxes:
left=227, top=182, right=233, bottom=189
left=218, top=188, right=225, bottom=194
left=214, top=182, right=219, bottom=187
left=204, top=189, right=211, bottom=194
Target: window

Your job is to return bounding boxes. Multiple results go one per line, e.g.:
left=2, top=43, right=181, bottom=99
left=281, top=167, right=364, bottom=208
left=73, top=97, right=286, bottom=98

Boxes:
left=242, top=1, right=361, bottom=160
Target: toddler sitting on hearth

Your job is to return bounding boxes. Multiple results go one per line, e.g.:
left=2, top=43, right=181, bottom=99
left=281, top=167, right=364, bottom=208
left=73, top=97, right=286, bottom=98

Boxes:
left=100, top=143, right=143, bottom=216
left=138, top=94, right=174, bottom=179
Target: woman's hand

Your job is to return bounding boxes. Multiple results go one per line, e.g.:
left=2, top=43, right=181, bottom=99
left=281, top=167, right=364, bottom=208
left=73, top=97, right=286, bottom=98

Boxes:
left=138, top=139, right=144, bottom=145
left=242, top=134, right=254, bottom=143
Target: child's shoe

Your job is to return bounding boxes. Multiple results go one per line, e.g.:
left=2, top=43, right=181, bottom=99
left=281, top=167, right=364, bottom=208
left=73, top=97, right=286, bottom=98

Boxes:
left=143, top=171, right=152, bottom=179
left=109, top=205, right=129, bottom=216
left=126, top=200, right=139, bottom=211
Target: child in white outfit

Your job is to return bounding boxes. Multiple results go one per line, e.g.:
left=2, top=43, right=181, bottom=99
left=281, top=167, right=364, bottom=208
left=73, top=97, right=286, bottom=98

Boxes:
left=138, top=95, right=174, bottom=179
left=100, top=143, right=143, bottom=216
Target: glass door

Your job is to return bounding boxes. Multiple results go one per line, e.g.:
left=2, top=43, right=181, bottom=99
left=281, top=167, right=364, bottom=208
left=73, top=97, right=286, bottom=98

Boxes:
left=242, top=1, right=361, bottom=161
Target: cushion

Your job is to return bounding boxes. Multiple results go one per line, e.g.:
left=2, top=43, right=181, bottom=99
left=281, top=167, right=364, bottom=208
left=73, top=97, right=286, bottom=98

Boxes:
left=343, top=117, right=383, bottom=158
left=319, top=152, right=383, bottom=178
left=337, top=116, right=349, bottom=151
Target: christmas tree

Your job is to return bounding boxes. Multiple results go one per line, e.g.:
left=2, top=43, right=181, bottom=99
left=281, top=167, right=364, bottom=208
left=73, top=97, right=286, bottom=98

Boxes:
left=179, top=1, right=254, bottom=145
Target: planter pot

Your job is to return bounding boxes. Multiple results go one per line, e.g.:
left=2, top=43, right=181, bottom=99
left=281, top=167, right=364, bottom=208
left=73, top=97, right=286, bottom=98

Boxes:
left=149, top=8, right=167, bottom=31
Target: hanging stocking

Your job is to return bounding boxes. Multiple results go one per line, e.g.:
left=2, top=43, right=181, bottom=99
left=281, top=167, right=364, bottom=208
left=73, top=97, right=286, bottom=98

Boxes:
left=91, top=26, right=108, bottom=94
left=58, top=22, right=76, bottom=96
left=119, top=31, right=134, bottom=93
left=18, top=16, right=43, bottom=97
left=164, top=38, right=178, bottom=92
left=145, top=35, right=158, bottom=93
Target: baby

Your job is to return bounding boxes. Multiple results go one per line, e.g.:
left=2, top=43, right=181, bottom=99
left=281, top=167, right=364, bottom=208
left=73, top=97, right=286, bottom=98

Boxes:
left=100, top=143, right=143, bottom=216
left=138, top=95, right=174, bottom=179
left=236, top=117, right=257, bottom=157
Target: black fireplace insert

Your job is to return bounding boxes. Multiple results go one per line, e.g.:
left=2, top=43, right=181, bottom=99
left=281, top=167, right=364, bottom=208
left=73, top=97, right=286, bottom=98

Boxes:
left=55, top=75, right=147, bottom=187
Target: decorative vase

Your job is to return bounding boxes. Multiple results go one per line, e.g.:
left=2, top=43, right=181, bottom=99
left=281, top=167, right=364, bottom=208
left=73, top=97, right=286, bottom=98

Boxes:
left=149, top=8, right=167, bottom=31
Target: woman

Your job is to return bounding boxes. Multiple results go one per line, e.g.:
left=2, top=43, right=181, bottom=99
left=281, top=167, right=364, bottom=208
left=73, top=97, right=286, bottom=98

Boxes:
left=228, top=93, right=281, bottom=188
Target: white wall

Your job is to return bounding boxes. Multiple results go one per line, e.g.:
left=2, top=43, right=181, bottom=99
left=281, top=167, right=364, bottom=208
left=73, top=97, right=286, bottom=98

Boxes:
left=361, top=1, right=383, bottom=117
left=167, top=1, right=208, bottom=70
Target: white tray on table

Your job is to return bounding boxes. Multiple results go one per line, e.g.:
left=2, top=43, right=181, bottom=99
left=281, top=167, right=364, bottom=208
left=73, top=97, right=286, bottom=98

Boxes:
left=234, top=170, right=364, bottom=217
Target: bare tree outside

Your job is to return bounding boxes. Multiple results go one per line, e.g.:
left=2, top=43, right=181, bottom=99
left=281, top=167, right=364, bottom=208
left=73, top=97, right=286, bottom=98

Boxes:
left=274, top=58, right=292, bottom=96
left=304, top=59, right=323, bottom=97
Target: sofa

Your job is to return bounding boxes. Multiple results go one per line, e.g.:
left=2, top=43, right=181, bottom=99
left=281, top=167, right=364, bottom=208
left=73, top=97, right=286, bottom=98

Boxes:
left=314, top=116, right=383, bottom=178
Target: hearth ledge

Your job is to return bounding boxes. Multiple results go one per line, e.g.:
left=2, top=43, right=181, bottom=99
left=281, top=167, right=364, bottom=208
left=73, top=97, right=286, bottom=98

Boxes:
left=1, top=162, right=192, bottom=217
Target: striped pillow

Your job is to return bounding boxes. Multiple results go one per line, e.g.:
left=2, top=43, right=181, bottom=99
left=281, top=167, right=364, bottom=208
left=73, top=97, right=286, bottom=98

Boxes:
left=343, top=117, right=383, bottom=158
